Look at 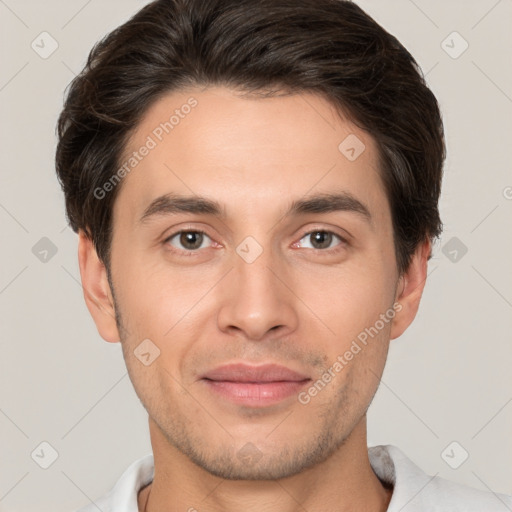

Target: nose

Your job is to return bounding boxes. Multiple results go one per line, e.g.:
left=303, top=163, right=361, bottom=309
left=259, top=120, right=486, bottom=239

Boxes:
left=216, top=246, right=299, bottom=341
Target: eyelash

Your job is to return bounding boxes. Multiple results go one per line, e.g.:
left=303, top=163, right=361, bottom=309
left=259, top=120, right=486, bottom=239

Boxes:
left=163, top=228, right=348, bottom=257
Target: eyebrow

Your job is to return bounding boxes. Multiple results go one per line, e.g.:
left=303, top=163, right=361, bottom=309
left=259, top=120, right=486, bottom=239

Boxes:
left=138, top=191, right=373, bottom=226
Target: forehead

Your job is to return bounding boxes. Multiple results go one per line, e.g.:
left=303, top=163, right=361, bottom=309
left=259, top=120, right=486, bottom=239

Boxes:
left=113, top=86, right=390, bottom=229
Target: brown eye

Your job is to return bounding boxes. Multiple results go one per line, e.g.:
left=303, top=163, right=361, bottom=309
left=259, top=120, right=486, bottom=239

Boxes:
left=309, top=231, right=333, bottom=249
left=297, top=230, right=346, bottom=252
left=165, top=230, right=212, bottom=252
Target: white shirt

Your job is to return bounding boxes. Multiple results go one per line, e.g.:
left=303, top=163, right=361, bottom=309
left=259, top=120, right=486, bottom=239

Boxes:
left=74, top=444, right=512, bottom=511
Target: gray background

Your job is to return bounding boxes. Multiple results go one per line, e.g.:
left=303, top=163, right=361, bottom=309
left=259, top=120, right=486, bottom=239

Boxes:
left=0, top=0, right=511, bottom=511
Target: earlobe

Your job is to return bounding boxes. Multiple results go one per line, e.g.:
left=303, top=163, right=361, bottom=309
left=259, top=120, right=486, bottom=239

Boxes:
left=390, top=239, right=430, bottom=340
left=77, top=230, right=120, bottom=343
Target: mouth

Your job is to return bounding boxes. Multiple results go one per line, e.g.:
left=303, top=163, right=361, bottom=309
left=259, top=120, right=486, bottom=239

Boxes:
left=200, top=363, right=312, bottom=407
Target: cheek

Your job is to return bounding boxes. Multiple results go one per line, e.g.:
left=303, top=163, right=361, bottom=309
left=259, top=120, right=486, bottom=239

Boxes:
left=112, top=250, right=191, bottom=332
left=301, top=261, right=395, bottom=400
left=113, top=260, right=214, bottom=379
left=302, top=259, right=394, bottom=334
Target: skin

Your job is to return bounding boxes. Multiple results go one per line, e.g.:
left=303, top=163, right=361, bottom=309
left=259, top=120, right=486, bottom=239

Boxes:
left=78, top=86, right=430, bottom=512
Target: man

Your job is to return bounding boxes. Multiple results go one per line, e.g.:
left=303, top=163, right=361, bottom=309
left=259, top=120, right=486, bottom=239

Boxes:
left=55, top=0, right=511, bottom=510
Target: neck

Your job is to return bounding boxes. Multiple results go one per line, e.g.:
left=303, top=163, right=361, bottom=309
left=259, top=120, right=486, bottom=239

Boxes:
left=139, top=416, right=392, bottom=512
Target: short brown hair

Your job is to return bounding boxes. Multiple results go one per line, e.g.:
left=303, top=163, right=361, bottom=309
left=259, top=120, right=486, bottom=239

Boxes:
left=55, top=0, right=445, bottom=276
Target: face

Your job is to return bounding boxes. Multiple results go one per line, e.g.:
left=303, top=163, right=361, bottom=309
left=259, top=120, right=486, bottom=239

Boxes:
left=81, top=86, right=423, bottom=480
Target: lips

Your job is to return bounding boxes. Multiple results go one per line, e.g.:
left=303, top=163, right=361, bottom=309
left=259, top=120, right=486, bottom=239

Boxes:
left=200, top=363, right=311, bottom=407
left=201, top=363, right=310, bottom=383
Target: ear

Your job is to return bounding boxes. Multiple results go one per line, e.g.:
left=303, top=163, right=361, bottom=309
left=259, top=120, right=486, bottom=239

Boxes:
left=390, top=238, right=430, bottom=340
left=77, top=230, right=120, bottom=343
